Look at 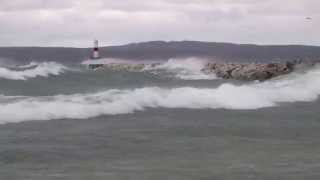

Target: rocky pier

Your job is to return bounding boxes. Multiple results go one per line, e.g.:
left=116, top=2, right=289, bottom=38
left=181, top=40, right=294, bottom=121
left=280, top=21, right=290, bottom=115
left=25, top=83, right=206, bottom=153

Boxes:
left=202, top=62, right=298, bottom=81
left=89, top=60, right=316, bottom=81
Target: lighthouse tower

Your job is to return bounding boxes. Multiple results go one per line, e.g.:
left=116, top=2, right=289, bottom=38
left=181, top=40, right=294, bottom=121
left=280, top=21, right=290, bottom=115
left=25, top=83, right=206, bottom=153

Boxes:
left=92, top=39, right=100, bottom=59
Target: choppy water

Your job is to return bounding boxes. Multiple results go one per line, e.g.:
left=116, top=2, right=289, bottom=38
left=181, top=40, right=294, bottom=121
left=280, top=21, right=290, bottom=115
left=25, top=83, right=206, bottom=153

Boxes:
left=1, top=58, right=320, bottom=179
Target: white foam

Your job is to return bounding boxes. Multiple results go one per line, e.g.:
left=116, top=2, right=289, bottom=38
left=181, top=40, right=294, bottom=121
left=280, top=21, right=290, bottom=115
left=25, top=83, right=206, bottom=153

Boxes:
left=0, top=65, right=320, bottom=123
left=82, top=58, right=216, bottom=80
left=146, top=58, right=217, bottom=80
left=0, top=62, right=68, bottom=80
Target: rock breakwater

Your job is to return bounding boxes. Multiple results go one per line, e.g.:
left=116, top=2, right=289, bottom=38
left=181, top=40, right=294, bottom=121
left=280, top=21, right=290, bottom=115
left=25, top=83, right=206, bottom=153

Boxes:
left=202, top=62, right=296, bottom=81
left=88, top=60, right=315, bottom=81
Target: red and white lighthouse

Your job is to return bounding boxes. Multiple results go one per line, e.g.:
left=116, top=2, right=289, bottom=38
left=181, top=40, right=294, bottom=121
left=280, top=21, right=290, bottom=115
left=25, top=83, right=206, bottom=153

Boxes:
left=92, top=39, right=100, bottom=59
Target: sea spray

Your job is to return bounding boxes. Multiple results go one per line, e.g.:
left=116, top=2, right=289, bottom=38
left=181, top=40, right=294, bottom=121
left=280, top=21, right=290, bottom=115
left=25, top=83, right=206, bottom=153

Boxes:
left=146, top=58, right=217, bottom=80
left=0, top=65, right=319, bottom=123
left=84, top=58, right=218, bottom=80
left=0, top=62, right=68, bottom=80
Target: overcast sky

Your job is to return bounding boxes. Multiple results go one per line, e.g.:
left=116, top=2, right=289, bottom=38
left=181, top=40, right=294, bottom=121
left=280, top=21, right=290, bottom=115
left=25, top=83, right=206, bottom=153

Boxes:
left=0, top=0, right=318, bottom=47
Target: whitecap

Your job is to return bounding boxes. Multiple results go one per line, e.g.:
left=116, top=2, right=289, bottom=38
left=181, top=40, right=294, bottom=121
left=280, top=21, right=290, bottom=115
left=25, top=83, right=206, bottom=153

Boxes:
left=0, top=62, right=68, bottom=80
left=0, top=65, right=319, bottom=123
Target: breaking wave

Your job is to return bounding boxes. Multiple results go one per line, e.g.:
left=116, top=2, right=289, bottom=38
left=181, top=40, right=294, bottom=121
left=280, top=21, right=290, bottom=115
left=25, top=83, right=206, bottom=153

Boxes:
left=0, top=65, right=320, bottom=123
left=145, top=58, right=217, bottom=80
left=83, top=58, right=217, bottom=80
left=0, top=62, right=68, bottom=80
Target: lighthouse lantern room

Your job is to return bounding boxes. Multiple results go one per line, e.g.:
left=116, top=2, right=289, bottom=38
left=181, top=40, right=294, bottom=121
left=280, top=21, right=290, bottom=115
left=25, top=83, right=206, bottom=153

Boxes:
left=92, top=40, right=100, bottom=59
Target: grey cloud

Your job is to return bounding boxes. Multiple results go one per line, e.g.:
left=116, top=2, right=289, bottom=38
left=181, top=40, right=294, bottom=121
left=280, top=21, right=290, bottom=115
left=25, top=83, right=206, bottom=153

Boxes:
left=0, top=0, right=75, bottom=11
left=0, top=0, right=318, bottom=47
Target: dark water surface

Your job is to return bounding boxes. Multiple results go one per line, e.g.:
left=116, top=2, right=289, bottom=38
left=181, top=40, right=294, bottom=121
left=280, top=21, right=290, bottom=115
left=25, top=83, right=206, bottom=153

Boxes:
left=1, top=105, right=320, bottom=180
left=0, top=60, right=320, bottom=179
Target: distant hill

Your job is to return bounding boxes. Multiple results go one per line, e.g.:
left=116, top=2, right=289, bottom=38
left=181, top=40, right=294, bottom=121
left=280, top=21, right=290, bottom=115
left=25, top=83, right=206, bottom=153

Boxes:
left=0, top=41, right=320, bottom=64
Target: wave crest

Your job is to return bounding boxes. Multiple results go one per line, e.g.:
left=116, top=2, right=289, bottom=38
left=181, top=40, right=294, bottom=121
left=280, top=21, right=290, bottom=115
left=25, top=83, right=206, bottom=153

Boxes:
left=0, top=65, right=320, bottom=123
left=83, top=58, right=217, bottom=80
left=0, top=62, right=68, bottom=80
left=145, top=58, right=217, bottom=80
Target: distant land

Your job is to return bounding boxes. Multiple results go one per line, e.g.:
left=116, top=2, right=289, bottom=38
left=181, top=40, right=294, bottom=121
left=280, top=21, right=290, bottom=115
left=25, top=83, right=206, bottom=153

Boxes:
left=0, top=41, right=320, bottom=64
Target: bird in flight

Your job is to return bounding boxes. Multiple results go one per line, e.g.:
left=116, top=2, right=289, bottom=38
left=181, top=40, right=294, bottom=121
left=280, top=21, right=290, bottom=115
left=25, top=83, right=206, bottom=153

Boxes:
left=306, top=17, right=312, bottom=20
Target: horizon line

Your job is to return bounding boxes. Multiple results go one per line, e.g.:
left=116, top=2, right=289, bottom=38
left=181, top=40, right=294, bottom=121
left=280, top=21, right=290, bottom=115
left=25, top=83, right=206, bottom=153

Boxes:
left=0, top=40, right=319, bottom=48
